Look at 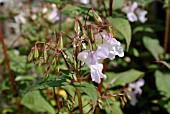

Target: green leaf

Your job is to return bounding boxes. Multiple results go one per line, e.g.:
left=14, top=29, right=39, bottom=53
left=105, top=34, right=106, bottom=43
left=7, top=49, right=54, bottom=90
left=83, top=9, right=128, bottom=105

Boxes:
left=44, top=0, right=62, bottom=4
left=113, top=0, right=125, bottom=10
left=22, top=90, right=55, bottom=114
left=107, top=17, right=132, bottom=51
left=104, top=69, right=144, bottom=87
left=105, top=101, right=123, bottom=114
left=26, top=75, right=69, bottom=92
left=143, top=36, right=164, bottom=60
left=155, top=70, right=170, bottom=98
left=74, top=82, right=98, bottom=111
left=133, top=26, right=155, bottom=34
left=61, top=5, right=80, bottom=17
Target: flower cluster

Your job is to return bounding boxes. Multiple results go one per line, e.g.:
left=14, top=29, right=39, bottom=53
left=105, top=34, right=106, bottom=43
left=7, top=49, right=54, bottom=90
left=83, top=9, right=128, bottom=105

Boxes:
left=122, top=2, right=148, bottom=23
left=78, top=32, right=124, bottom=83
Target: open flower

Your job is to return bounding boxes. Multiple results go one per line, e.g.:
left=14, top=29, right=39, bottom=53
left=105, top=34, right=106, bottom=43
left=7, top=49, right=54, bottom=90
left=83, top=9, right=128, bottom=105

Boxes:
left=122, top=2, right=148, bottom=23
left=136, top=9, right=148, bottom=23
left=47, top=8, right=59, bottom=23
left=77, top=50, right=98, bottom=67
left=95, top=32, right=124, bottom=60
left=78, top=32, right=124, bottom=83
left=128, top=79, right=145, bottom=106
left=77, top=50, right=106, bottom=83
left=122, top=2, right=138, bottom=22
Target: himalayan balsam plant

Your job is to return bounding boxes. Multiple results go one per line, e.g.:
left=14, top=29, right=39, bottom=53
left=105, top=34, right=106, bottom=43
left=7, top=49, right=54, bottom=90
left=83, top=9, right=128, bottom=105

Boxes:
left=26, top=8, right=129, bottom=113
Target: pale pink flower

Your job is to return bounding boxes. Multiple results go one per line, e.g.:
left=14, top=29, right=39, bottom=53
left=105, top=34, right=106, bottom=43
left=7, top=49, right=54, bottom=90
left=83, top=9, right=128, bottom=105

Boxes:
left=128, top=79, right=145, bottom=106
left=14, top=13, right=26, bottom=24
left=96, top=33, right=124, bottom=60
left=90, top=63, right=106, bottom=83
left=78, top=50, right=107, bottom=83
left=136, top=9, right=148, bottom=23
left=122, top=2, right=138, bottom=22
left=47, top=8, right=59, bottom=23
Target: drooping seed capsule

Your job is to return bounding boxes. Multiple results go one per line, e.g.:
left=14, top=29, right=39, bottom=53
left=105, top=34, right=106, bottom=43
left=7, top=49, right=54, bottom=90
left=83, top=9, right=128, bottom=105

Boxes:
left=123, top=96, right=127, bottom=103
left=58, top=32, right=63, bottom=50
left=52, top=57, right=56, bottom=66
left=90, top=25, right=94, bottom=42
left=38, top=57, right=43, bottom=66
left=74, top=18, right=80, bottom=35
left=91, top=9, right=103, bottom=25
left=108, top=26, right=115, bottom=37
left=44, top=45, right=48, bottom=63
left=34, top=46, right=39, bottom=59
left=44, top=72, right=49, bottom=81
left=28, top=51, right=33, bottom=62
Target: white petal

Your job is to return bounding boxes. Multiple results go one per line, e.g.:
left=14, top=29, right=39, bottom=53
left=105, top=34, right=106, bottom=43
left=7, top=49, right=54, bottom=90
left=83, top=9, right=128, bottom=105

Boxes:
left=130, top=2, right=138, bottom=12
left=127, top=12, right=138, bottom=22
left=90, top=64, right=107, bottom=83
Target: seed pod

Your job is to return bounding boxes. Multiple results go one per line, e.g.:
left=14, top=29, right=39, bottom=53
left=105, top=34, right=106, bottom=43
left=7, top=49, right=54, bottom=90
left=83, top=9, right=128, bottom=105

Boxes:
left=38, top=57, right=43, bottom=67
left=58, top=32, right=63, bottom=50
left=44, top=45, right=48, bottom=63
left=74, top=19, right=80, bottom=35
left=44, top=72, right=49, bottom=81
left=28, top=51, right=33, bottom=62
left=123, top=96, right=127, bottom=103
left=125, top=92, right=131, bottom=100
left=90, top=25, right=94, bottom=42
left=92, top=9, right=103, bottom=25
left=108, top=26, right=115, bottom=37
left=34, top=46, right=39, bottom=59
left=52, top=57, right=56, bottom=66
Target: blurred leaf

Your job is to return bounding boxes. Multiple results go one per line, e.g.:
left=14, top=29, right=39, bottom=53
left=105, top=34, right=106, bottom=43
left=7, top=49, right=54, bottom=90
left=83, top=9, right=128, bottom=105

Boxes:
left=155, top=70, right=170, bottom=98
left=105, top=69, right=144, bottom=87
left=74, top=82, right=98, bottom=111
left=7, top=50, right=27, bottom=73
left=22, top=90, right=55, bottom=114
left=105, top=101, right=123, bottom=114
left=107, top=17, right=132, bottom=51
left=113, top=0, right=125, bottom=10
left=61, top=5, right=80, bottom=17
left=26, top=75, right=69, bottom=92
left=44, top=0, right=62, bottom=4
left=143, top=36, right=164, bottom=61
left=133, top=26, right=155, bottom=34
left=134, top=0, right=154, bottom=4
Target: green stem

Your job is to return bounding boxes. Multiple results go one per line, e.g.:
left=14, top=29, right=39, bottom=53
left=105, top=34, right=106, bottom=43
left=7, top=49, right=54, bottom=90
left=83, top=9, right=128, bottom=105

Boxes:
left=75, top=69, right=83, bottom=114
left=53, top=87, right=61, bottom=111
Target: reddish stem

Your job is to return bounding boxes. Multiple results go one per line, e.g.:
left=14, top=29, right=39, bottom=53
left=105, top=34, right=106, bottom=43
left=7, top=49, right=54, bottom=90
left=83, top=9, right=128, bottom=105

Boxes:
left=98, top=59, right=107, bottom=95
left=164, top=0, right=170, bottom=55
left=109, top=0, right=113, bottom=16
left=0, top=24, right=22, bottom=114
